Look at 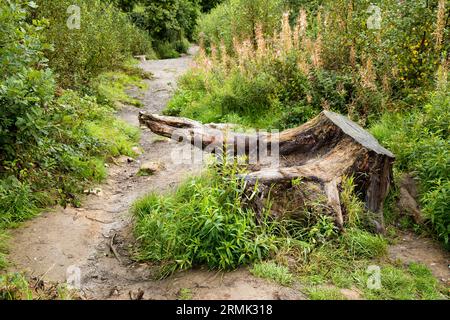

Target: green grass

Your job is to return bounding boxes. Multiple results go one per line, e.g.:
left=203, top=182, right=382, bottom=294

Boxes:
left=178, top=288, right=193, bottom=300
left=95, top=71, right=148, bottom=107
left=370, top=91, right=449, bottom=246
left=306, top=287, right=347, bottom=300
left=0, top=273, right=76, bottom=300
left=0, top=230, right=8, bottom=269
left=0, top=69, right=142, bottom=271
left=342, top=229, right=388, bottom=259
left=295, top=239, right=446, bottom=300
left=355, top=263, right=445, bottom=300
left=133, top=162, right=279, bottom=277
left=250, top=261, right=293, bottom=286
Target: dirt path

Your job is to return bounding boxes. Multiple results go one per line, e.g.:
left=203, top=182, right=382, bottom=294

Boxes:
left=6, top=48, right=304, bottom=300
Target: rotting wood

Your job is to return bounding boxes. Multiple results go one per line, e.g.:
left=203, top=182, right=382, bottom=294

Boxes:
left=139, top=111, right=395, bottom=232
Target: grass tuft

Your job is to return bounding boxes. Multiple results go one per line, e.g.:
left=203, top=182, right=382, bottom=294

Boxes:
left=250, top=261, right=293, bottom=286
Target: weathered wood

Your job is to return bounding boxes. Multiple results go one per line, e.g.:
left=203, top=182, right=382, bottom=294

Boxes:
left=139, top=110, right=395, bottom=231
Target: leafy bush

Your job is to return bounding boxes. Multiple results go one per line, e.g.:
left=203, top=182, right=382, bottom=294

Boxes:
left=197, top=0, right=284, bottom=50
left=35, top=0, right=154, bottom=87
left=133, top=163, right=278, bottom=277
left=129, top=0, right=199, bottom=57
left=0, top=1, right=55, bottom=161
left=371, top=91, right=449, bottom=245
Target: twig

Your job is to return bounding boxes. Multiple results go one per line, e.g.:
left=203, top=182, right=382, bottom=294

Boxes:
left=85, top=216, right=113, bottom=224
left=33, top=263, right=56, bottom=289
left=109, top=233, right=123, bottom=264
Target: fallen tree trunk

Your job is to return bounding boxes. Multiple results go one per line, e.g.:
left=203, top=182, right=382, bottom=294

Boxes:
left=139, top=111, right=395, bottom=232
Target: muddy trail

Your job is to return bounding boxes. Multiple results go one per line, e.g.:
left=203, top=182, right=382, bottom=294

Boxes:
left=6, top=48, right=303, bottom=300
left=7, top=48, right=449, bottom=300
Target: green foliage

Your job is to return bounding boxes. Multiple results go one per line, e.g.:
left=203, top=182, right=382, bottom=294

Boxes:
left=0, top=230, right=8, bottom=269
left=165, top=62, right=321, bottom=129
left=0, top=273, right=76, bottom=300
left=341, top=229, right=387, bottom=259
left=35, top=0, right=154, bottom=87
left=371, top=91, right=450, bottom=245
left=133, top=162, right=278, bottom=277
left=0, top=1, right=145, bottom=271
left=306, top=287, right=347, bottom=300
left=356, top=263, right=444, bottom=300
left=0, top=1, right=55, bottom=161
left=0, top=177, right=39, bottom=227
left=197, top=0, right=285, bottom=50
left=95, top=71, right=147, bottom=107
left=250, top=261, right=293, bottom=286
left=130, top=0, right=199, bottom=57
left=188, top=0, right=448, bottom=129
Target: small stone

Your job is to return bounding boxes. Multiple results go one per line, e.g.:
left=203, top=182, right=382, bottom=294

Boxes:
left=132, top=146, right=143, bottom=155
left=117, top=155, right=134, bottom=164
left=138, top=161, right=165, bottom=176
left=84, top=188, right=103, bottom=196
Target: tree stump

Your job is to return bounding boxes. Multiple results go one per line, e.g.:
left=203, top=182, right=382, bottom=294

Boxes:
left=139, top=111, right=395, bottom=232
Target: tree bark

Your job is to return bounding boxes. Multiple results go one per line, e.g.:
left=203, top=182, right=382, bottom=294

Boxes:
left=139, top=111, right=395, bottom=232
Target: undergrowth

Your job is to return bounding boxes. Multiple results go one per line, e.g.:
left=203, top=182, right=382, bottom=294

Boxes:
left=371, top=90, right=449, bottom=246
left=133, top=161, right=278, bottom=277
left=0, top=273, right=76, bottom=300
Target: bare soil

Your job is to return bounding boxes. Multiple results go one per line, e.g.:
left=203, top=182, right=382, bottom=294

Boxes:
left=6, top=48, right=449, bottom=300
left=388, top=231, right=449, bottom=286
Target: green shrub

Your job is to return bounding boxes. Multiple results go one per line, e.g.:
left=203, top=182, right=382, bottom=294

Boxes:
left=130, top=0, right=199, bottom=57
left=35, top=0, right=153, bottom=87
left=0, top=177, right=39, bottom=227
left=197, top=0, right=284, bottom=50
left=371, top=91, right=449, bottom=245
left=154, top=41, right=181, bottom=59
left=0, top=1, right=55, bottom=161
left=133, top=163, right=278, bottom=277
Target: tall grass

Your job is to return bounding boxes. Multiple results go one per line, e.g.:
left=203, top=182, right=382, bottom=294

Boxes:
left=371, top=89, right=450, bottom=246
left=133, top=162, right=278, bottom=277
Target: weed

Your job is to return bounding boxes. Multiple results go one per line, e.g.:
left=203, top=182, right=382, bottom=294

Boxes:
left=178, top=288, right=193, bottom=300
left=0, top=273, right=78, bottom=300
left=133, top=161, right=278, bottom=277
left=306, top=286, right=347, bottom=300
left=250, top=261, right=293, bottom=286
left=341, top=229, right=387, bottom=260
left=355, top=263, right=445, bottom=300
